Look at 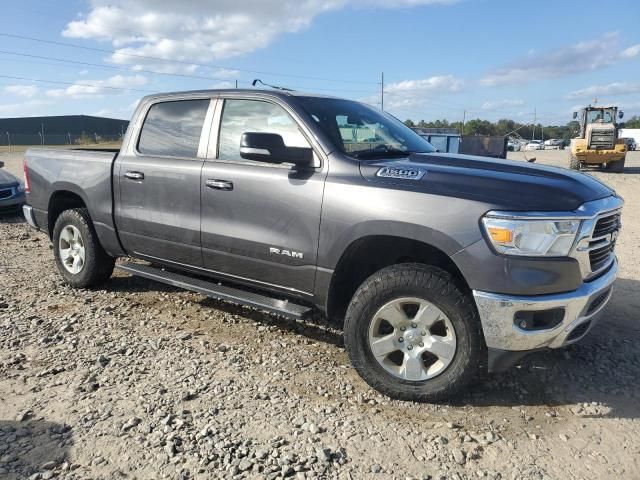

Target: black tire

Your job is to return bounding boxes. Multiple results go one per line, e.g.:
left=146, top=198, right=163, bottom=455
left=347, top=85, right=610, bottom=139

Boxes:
left=52, top=208, right=115, bottom=288
left=343, top=264, right=484, bottom=402
left=607, top=157, right=625, bottom=173
left=568, top=153, right=581, bottom=170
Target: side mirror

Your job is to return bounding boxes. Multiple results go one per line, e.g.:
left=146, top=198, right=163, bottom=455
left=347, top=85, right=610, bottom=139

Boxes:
left=572, top=112, right=577, bottom=119
left=240, top=132, right=314, bottom=167
left=619, top=111, right=624, bottom=119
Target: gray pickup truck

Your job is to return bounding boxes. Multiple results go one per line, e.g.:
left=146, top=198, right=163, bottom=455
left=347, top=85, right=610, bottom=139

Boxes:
left=23, top=89, right=622, bottom=401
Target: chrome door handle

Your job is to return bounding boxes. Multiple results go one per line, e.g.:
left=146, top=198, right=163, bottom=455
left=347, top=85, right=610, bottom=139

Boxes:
left=206, top=179, right=233, bottom=191
left=124, top=171, right=144, bottom=180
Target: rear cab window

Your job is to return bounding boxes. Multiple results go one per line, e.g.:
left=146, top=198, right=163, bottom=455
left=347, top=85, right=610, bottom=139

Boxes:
left=137, top=99, right=210, bottom=158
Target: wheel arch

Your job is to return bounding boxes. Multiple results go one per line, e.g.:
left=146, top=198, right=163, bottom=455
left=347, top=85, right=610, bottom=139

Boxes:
left=47, top=188, right=89, bottom=238
left=324, top=234, right=471, bottom=323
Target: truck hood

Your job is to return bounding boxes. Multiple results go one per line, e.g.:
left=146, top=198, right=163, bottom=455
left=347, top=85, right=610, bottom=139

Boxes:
left=359, top=153, right=615, bottom=211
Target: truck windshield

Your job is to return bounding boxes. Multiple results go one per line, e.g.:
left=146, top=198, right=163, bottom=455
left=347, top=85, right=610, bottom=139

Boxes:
left=296, top=96, right=435, bottom=158
left=586, top=108, right=615, bottom=124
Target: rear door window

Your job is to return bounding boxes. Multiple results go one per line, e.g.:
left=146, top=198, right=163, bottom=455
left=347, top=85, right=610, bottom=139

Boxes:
left=138, top=99, right=210, bottom=158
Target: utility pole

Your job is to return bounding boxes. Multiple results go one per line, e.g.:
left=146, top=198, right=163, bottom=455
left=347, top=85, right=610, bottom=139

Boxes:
left=235, top=80, right=238, bottom=89
left=532, top=108, right=537, bottom=140
left=462, top=110, right=466, bottom=135
left=380, top=72, right=384, bottom=110
left=6, top=132, right=10, bottom=154
left=41, top=123, right=44, bottom=148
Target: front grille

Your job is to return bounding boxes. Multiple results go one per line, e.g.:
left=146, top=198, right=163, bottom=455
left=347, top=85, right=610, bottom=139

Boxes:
left=567, top=321, right=591, bottom=342
left=593, top=213, right=621, bottom=238
left=0, top=188, right=14, bottom=200
left=586, top=211, right=619, bottom=275
left=589, top=245, right=613, bottom=272
left=589, top=129, right=614, bottom=149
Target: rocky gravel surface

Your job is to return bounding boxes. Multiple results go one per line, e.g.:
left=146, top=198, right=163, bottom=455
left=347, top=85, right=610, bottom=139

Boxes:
left=1, top=150, right=640, bottom=479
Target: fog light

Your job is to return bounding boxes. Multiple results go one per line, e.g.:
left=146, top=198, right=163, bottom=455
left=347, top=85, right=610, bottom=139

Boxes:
left=514, top=308, right=565, bottom=331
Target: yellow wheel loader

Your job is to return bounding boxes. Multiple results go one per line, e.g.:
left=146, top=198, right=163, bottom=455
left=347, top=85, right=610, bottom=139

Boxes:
left=569, top=106, right=627, bottom=173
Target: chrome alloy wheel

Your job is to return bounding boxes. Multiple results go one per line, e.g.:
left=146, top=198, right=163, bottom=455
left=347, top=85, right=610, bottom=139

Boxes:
left=58, top=225, right=86, bottom=274
left=367, top=297, right=457, bottom=381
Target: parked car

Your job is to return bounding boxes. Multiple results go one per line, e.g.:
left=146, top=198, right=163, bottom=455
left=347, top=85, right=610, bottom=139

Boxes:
left=23, top=89, right=623, bottom=402
left=544, top=138, right=565, bottom=150
left=0, top=168, right=26, bottom=214
left=507, top=140, right=520, bottom=152
left=525, top=140, right=545, bottom=151
left=622, top=137, right=636, bottom=151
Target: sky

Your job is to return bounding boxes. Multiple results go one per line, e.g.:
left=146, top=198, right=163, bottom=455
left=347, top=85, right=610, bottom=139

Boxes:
left=1, top=0, right=639, bottom=126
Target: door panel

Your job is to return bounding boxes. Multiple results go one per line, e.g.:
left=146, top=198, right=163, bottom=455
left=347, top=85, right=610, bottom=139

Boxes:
left=114, top=98, right=211, bottom=266
left=116, top=156, right=204, bottom=265
left=200, top=161, right=324, bottom=295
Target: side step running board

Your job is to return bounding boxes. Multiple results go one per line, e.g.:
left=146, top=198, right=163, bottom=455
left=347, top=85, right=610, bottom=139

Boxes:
left=116, top=262, right=313, bottom=320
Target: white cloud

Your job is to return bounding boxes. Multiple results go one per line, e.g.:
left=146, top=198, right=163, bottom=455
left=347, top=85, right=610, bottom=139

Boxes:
left=3, top=85, right=39, bottom=98
left=480, top=33, right=622, bottom=86
left=79, top=69, right=89, bottom=75
left=63, top=0, right=457, bottom=71
left=379, top=75, right=464, bottom=109
left=46, top=75, right=147, bottom=99
left=481, top=99, right=525, bottom=110
left=567, top=82, right=640, bottom=99
left=620, top=44, right=640, bottom=58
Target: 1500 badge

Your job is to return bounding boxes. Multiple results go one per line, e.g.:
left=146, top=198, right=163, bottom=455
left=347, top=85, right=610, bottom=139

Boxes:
left=376, top=166, right=426, bottom=180
left=270, top=247, right=304, bottom=259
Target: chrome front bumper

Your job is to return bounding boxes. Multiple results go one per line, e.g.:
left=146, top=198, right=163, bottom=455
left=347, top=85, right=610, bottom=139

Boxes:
left=473, top=258, right=617, bottom=352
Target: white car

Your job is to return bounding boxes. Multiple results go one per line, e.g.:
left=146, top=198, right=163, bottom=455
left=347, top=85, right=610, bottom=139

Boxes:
left=507, top=141, right=521, bottom=152
left=544, top=139, right=564, bottom=150
left=525, top=140, right=544, bottom=151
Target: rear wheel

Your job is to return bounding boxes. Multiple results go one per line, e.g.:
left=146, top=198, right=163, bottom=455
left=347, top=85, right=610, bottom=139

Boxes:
left=343, top=264, right=483, bottom=402
left=53, top=208, right=115, bottom=288
left=568, top=153, right=581, bottom=170
left=607, top=157, right=625, bottom=173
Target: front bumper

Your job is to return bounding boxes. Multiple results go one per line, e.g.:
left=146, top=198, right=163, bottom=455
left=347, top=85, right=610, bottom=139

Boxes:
left=0, top=191, right=25, bottom=213
left=473, top=258, right=617, bottom=354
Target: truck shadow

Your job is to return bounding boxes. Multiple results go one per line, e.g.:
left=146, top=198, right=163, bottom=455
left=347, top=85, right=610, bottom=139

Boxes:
left=198, top=296, right=345, bottom=348
left=0, top=419, right=71, bottom=479
left=456, top=277, right=640, bottom=419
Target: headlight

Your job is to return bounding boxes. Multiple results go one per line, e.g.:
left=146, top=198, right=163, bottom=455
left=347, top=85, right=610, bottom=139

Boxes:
left=482, top=214, right=581, bottom=257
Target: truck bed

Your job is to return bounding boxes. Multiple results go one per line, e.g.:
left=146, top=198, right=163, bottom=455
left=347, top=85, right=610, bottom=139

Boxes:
left=25, top=148, right=119, bottom=249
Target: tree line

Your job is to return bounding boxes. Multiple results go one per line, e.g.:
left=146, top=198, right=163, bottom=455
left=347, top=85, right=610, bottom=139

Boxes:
left=404, top=115, right=640, bottom=140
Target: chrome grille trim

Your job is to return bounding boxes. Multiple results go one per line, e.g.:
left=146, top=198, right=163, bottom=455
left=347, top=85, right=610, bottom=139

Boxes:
left=570, top=199, right=623, bottom=280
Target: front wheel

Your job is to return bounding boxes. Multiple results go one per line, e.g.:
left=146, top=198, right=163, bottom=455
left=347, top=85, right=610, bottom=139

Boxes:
left=607, top=157, right=625, bottom=173
left=568, top=153, right=581, bottom=170
left=53, top=208, right=115, bottom=288
left=343, top=264, right=484, bottom=402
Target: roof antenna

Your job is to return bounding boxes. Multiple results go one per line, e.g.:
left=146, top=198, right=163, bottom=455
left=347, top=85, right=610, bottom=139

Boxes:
left=252, top=79, right=295, bottom=92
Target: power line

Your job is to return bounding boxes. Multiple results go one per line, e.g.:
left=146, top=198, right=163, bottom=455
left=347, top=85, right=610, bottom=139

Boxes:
left=0, top=32, right=378, bottom=85
left=0, top=49, right=379, bottom=94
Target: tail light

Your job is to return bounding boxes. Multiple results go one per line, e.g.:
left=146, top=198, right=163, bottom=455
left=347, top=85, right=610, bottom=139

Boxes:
left=23, top=160, right=31, bottom=193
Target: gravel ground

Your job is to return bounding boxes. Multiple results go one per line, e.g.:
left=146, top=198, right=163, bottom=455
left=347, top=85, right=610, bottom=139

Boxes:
left=1, top=150, right=639, bottom=480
